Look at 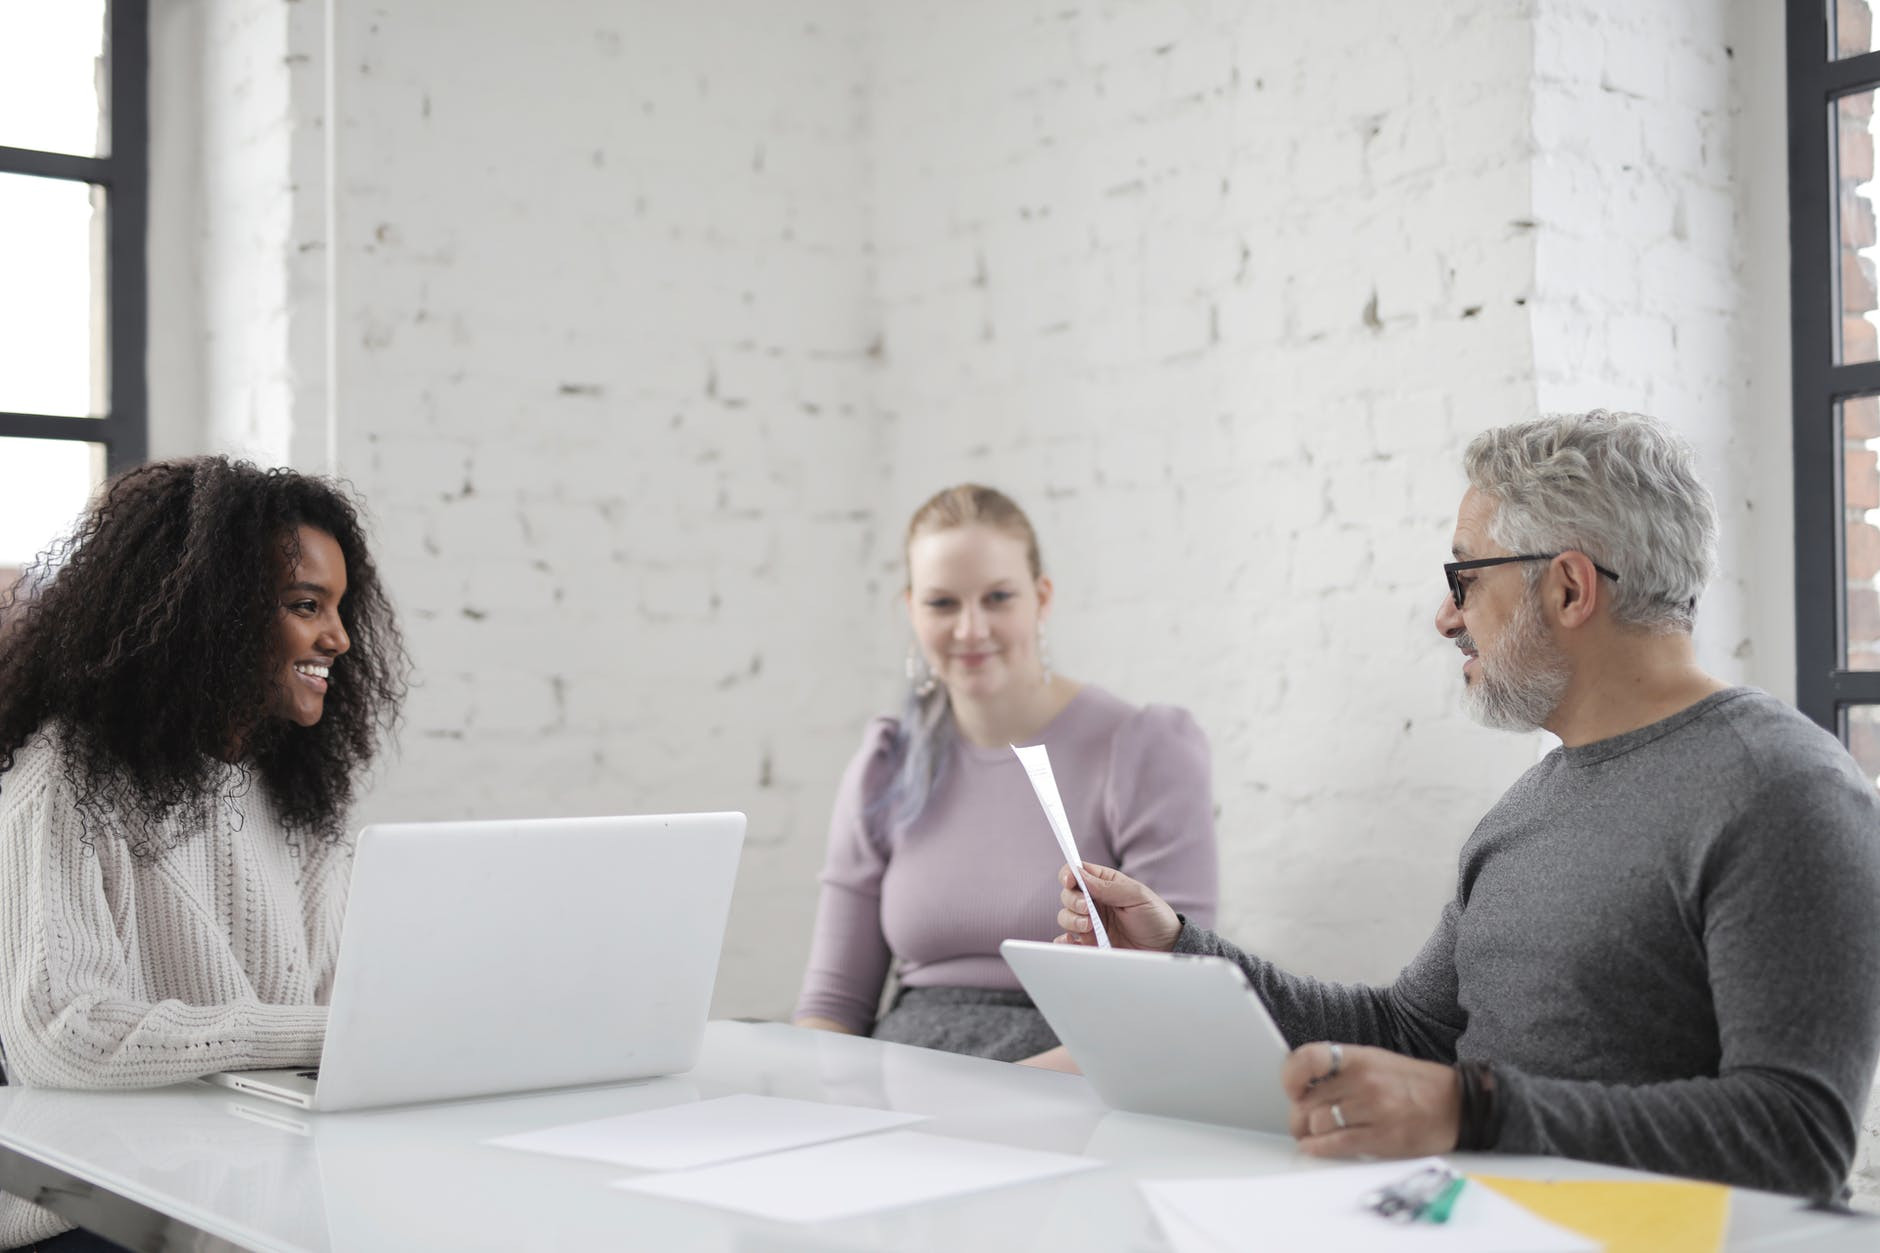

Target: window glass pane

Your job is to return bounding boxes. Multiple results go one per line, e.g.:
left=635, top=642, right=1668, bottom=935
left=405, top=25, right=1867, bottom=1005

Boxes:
left=1836, top=89, right=1880, bottom=363
left=0, top=437, right=103, bottom=601
left=0, top=175, right=107, bottom=418
left=1836, top=0, right=1880, bottom=59
left=1843, top=397, right=1880, bottom=669
left=0, top=2, right=108, bottom=157
left=1845, top=706, right=1880, bottom=789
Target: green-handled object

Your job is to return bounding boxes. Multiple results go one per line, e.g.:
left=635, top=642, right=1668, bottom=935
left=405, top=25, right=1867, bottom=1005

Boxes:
left=1421, top=1175, right=1467, bottom=1224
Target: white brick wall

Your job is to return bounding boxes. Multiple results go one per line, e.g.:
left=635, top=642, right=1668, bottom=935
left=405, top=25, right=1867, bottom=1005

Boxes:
left=322, top=1, right=882, bottom=1019
left=154, top=4, right=1840, bottom=1174
left=869, top=1, right=1546, bottom=984
left=170, top=0, right=326, bottom=466
left=146, top=1, right=203, bottom=462
left=1530, top=0, right=1788, bottom=693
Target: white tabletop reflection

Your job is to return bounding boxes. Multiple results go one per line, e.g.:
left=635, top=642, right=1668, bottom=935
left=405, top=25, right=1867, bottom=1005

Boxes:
left=0, top=1022, right=1871, bottom=1252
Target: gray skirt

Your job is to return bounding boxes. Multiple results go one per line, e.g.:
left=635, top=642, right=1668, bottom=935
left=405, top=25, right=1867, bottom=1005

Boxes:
left=870, top=986, right=1060, bottom=1062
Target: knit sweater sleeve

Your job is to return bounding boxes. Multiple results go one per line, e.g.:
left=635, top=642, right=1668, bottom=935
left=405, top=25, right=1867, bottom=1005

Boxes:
left=1171, top=906, right=1466, bottom=1061
left=1491, top=764, right=1880, bottom=1200
left=303, top=836, right=352, bottom=1005
left=0, top=741, right=328, bottom=1089
left=793, top=719, right=900, bottom=1033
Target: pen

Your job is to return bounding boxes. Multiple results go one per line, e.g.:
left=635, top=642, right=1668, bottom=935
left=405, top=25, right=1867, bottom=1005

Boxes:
left=1422, top=1174, right=1467, bottom=1224
left=1359, top=1165, right=1463, bottom=1223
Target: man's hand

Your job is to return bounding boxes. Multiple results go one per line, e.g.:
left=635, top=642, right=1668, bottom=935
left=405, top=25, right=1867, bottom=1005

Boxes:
left=1054, top=862, right=1182, bottom=952
left=1281, top=1041, right=1461, bottom=1158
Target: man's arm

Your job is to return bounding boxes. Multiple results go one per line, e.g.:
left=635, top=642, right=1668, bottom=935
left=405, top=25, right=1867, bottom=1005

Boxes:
left=1489, top=771, right=1880, bottom=1199
left=1058, top=862, right=1468, bottom=1061
left=1173, top=908, right=1467, bottom=1062
left=1493, top=1067, right=1855, bottom=1198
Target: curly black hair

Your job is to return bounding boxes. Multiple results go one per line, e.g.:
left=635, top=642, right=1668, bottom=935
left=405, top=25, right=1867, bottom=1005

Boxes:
left=0, top=456, right=409, bottom=857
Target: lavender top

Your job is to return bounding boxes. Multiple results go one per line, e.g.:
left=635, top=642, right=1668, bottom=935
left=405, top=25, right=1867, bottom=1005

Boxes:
left=795, top=685, right=1218, bottom=1033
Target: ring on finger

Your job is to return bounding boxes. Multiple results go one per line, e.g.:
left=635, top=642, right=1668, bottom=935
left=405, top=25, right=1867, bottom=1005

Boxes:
left=1328, top=1043, right=1343, bottom=1078
left=1330, top=1103, right=1347, bottom=1130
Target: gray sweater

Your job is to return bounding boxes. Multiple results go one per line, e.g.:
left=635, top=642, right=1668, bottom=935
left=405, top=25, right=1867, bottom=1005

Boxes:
left=1177, top=688, right=1880, bottom=1199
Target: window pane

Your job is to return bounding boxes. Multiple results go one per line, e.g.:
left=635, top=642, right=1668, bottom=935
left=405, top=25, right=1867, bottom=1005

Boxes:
left=0, top=2, right=108, bottom=157
left=1836, top=0, right=1880, bottom=59
left=0, top=175, right=107, bottom=418
left=1845, top=706, right=1880, bottom=789
left=0, top=438, right=102, bottom=602
left=1836, top=89, right=1880, bottom=363
left=1844, top=397, right=1880, bottom=669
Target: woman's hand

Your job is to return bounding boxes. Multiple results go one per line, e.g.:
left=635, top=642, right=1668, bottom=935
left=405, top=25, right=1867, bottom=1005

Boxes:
left=793, top=1016, right=859, bottom=1035
left=1015, top=1045, right=1082, bottom=1072
left=1054, top=862, right=1182, bottom=952
left=1281, top=1041, right=1461, bottom=1159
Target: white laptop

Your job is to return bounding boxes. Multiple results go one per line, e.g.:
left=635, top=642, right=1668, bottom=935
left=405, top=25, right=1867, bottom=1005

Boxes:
left=208, top=812, right=745, bottom=1112
left=1001, top=939, right=1294, bottom=1134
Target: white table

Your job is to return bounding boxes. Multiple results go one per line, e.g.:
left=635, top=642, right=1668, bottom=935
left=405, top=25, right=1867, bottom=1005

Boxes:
left=0, top=1021, right=1871, bottom=1251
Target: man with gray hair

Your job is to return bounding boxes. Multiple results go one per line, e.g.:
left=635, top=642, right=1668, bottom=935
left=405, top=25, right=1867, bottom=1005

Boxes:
left=1046, top=410, right=1880, bottom=1199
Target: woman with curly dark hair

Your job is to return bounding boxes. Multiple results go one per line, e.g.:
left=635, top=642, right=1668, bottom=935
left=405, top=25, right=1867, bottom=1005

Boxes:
left=0, top=456, right=407, bottom=1250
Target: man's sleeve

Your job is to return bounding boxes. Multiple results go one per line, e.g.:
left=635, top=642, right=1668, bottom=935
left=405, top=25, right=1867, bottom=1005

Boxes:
left=1492, top=766, right=1880, bottom=1199
left=1172, top=902, right=1466, bottom=1061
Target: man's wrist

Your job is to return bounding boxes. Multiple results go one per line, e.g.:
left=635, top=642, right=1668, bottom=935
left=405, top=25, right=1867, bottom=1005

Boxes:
left=1453, top=1059, right=1503, bottom=1151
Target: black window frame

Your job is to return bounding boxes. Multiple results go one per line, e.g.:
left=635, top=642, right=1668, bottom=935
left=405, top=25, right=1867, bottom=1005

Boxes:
left=0, top=0, right=147, bottom=475
left=1788, top=1, right=1880, bottom=735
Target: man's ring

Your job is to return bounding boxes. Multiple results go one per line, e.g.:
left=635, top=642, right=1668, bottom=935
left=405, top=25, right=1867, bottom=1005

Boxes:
left=1328, top=1043, right=1343, bottom=1078
left=1331, top=1103, right=1347, bottom=1130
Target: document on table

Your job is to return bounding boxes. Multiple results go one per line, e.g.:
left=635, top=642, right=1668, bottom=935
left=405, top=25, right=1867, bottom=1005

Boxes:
left=1140, top=1160, right=1597, bottom=1253
left=1469, top=1176, right=1730, bottom=1253
left=614, top=1129, right=1099, bottom=1223
left=1011, top=742, right=1110, bottom=947
left=483, top=1094, right=926, bottom=1171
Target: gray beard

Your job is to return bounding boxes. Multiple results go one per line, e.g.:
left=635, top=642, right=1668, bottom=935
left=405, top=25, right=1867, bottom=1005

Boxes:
left=1461, top=592, right=1570, bottom=733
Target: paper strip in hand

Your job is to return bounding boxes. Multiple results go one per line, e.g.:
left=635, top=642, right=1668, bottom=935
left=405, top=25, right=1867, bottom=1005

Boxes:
left=1011, top=743, right=1110, bottom=948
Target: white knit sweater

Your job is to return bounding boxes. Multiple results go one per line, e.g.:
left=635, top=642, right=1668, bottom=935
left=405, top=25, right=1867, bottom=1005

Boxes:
left=0, top=728, right=350, bottom=1248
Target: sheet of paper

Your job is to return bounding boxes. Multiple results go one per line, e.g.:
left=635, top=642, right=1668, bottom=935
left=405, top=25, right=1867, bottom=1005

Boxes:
left=1011, top=742, right=1110, bottom=947
left=484, top=1094, right=926, bottom=1171
left=1140, top=1159, right=1598, bottom=1253
left=614, top=1129, right=1098, bottom=1223
left=1470, top=1176, right=1730, bottom=1253
left=1142, top=1190, right=1238, bottom=1253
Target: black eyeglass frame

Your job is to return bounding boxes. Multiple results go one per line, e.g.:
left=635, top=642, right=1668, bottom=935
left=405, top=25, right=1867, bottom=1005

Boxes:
left=1444, top=553, right=1621, bottom=610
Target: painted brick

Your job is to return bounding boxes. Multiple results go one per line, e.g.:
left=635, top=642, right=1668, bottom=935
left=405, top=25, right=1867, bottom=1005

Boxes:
left=163, top=0, right=1843, bottom=1187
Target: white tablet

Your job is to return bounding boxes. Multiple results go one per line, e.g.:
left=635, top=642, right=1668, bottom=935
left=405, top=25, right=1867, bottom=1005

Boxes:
left=1001, top=939, right=1294, bottom=1134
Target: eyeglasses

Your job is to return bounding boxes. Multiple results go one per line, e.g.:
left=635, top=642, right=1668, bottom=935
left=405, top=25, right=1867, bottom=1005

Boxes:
left=1444, top=554, right=1621, bottom=610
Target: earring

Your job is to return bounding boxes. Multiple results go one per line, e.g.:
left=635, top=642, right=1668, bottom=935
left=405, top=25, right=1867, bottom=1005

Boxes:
left=1038, top=623, right=1054, bottom=688
left=905, top=644, right=938, bottom=698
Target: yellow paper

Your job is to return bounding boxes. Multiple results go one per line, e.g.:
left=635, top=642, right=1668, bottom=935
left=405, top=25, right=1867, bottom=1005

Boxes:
left=1469, top=1175, right=1730, bottom=1253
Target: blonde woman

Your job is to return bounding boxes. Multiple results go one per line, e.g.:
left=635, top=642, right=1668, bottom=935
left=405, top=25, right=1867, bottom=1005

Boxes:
left=794, top=484, right=1217, bottom=1061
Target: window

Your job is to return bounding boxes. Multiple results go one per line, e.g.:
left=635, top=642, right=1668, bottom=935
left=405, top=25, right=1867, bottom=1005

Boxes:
left=1788, top=2, right=1880, bottom=781
left=0, top=1, right=146, bottom=595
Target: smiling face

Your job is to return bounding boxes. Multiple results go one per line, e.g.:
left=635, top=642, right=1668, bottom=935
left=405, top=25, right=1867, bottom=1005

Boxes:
left=906, top=523, right=1051, bottom=703
left=266, top=525, right=351, bottom=728
left=1435, top=488, right=1570, bottom=732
